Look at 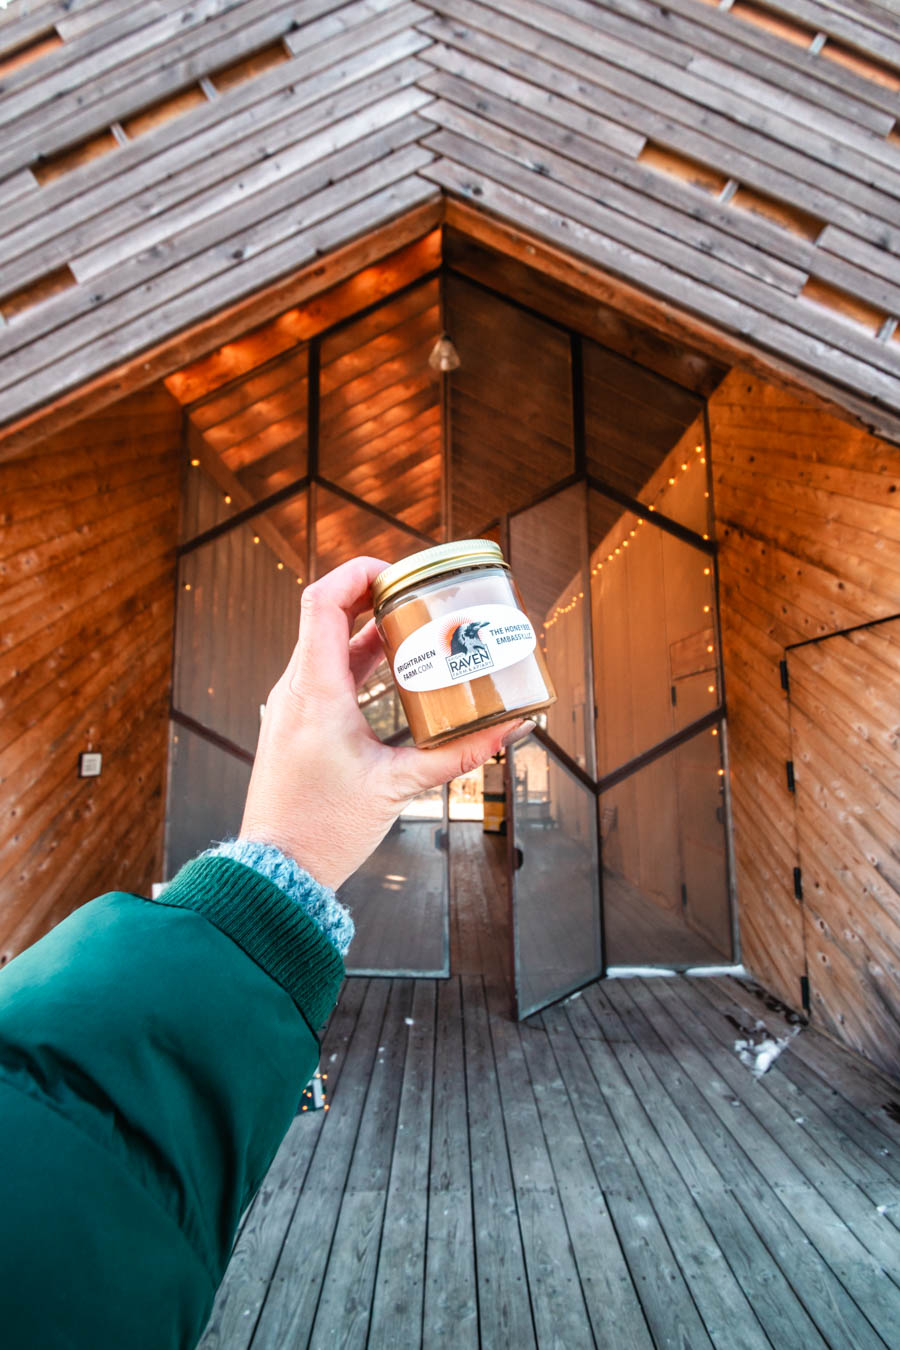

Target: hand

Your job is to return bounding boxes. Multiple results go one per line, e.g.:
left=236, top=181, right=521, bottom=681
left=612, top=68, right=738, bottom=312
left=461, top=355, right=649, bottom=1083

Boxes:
left=239, top=557, right=530, bottom=890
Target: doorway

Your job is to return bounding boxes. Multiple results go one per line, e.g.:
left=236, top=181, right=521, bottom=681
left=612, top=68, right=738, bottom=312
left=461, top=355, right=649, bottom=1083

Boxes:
left=163, top=258, right=736, bottom=1010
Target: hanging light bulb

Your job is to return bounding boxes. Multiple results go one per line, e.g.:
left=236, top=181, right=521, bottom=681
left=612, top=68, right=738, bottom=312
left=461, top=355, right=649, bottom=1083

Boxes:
left=428, top=332, right=461, bottom=372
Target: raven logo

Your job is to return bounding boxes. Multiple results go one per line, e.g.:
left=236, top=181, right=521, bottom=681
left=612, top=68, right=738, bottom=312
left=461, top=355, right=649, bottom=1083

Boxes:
left=447, top=620, right=493, bottom=678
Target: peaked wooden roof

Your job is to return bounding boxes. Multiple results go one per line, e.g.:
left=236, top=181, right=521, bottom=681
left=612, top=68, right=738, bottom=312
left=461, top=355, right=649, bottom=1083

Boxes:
left=1, top=0, right=899, bottom=441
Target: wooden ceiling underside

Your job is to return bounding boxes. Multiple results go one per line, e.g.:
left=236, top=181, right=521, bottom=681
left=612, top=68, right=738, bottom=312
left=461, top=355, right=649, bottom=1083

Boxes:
left=1, top=0, right=900, bottom=451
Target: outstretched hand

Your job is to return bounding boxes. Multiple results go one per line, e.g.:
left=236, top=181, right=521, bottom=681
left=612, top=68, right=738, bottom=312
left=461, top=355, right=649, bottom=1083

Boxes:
left=239, top=557, right=529, bottom=890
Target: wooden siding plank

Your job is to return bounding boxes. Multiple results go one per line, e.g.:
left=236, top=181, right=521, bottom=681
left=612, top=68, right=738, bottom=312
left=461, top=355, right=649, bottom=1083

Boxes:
left=0, top=150, right=440, bottom=424
left=0, top=201, right=441, bottom=457
left=367, top=980, right=436, bottom=1348
left=0, top=104, right=433, bottom=365
left=426, top=66, right=822, bottom=279
left=762, top=0, right=900, bottom=64
left=250, top=978, right=392, bottom=1348
left=0, top=48, right=431, bottom=297
left=306, top=980, right=415, bottom=1350
left=659, top=976, right=900, bottom=1277
left=423, top=976, right=478, bottom=1346
left=565, top=0, right=900, bottom=121
left=197, top=977, right=368, bottom=1349
left=503, top=0, right=900, bottom=173
left=421, top=3, right=900, bottom=226
left=483, top=981, right=597, bottom=1349
left=460, top=974, right=537, bottom=1350
left=421, top=93, right=811, bottom=294
left=539, top=996, right=718, bottom=1350
left=0, top=4, right=429, bottom=247
left=0, top=0, right=305, bottom=154
left=421, top=150, right=900, bottom=404
left=579, top=981, right=836, bottom=1350
left=615, top=978, right=898, bottom=1350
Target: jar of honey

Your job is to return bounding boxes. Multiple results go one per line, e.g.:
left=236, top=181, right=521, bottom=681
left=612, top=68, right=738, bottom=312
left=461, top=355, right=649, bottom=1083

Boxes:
left=372, top=540, right=556, bottom=748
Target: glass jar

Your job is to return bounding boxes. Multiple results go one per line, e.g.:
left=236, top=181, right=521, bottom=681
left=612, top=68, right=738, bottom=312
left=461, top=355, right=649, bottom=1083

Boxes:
left=373, top=539, right=556, bottom=748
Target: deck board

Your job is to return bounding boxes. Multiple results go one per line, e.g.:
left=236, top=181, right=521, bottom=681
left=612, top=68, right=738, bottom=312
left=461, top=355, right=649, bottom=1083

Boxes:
left=200, top=828, right=900, bottom=1350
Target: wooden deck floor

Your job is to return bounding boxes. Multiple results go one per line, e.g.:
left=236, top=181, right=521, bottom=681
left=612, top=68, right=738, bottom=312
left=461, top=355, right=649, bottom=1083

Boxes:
left=200, top=828, right=900, bottom=1350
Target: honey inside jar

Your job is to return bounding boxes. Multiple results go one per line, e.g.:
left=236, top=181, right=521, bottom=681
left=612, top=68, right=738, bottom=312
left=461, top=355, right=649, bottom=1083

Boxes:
left=373, top=540, right=556, bottom=748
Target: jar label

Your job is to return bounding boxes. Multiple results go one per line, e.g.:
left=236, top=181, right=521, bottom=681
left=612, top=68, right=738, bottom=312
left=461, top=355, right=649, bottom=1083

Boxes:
left=392, top=603, right=537, bottom=692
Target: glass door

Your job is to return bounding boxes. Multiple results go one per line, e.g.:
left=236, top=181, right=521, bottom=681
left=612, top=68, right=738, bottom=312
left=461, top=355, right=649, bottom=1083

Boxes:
left=507, top=483, right=604, bottom=1017
left=507, top=735, right=603, bottom=1018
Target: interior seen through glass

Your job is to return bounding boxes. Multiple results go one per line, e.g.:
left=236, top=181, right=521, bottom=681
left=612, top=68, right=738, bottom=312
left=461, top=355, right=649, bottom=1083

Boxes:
left=167, top=271, right=733, bottom=996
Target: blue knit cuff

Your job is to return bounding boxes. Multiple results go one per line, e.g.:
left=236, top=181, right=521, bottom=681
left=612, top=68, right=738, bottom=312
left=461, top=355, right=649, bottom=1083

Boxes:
left=200, top=839, right=354, bottom=957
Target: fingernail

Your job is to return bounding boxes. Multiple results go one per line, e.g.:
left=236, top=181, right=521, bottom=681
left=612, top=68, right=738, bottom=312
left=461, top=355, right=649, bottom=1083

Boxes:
left=500, top=718, right=535, bottom=748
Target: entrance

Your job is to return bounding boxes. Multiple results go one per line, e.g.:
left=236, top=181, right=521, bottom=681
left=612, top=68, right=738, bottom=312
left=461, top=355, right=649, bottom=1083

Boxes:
left=163, top=260, right=736, bottom=1013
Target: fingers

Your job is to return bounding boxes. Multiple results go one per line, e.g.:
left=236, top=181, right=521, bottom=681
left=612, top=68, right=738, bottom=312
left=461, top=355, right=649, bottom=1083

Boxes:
left=349, top=617, right=386, bottom=689
left=390, top=718, right=534, bottom=799
left=289, top=556, right=388, bottom=694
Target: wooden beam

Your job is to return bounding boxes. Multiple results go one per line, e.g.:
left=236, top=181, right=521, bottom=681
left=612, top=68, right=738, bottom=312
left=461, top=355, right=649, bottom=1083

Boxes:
left=0, top=200, right=442, bottom=463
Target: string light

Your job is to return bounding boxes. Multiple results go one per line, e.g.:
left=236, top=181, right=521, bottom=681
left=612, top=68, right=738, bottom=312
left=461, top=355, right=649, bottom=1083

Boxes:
left=253, top=535, right=260, bottom=544
left=708, top=684, right=715, bottom=694
left=224, top=494, right=232, bottom=505
left=190, top=458, right=200, bottom=467
left=277, top=561, right=284, bottom=570
left=184, top=582, right=191, bottom=591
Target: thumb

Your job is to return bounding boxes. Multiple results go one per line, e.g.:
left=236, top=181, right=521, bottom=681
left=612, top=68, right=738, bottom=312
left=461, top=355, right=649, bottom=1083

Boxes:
left=391, top=718, right=534, bottom=798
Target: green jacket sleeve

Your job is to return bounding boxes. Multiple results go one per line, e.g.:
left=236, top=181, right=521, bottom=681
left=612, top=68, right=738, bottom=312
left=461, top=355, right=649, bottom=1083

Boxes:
left=0, top=856, right=345, bottom=1350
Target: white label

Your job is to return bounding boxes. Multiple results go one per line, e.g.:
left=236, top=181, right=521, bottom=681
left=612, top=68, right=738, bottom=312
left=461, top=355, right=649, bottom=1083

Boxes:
left=392, top=603, right=536, bottom=692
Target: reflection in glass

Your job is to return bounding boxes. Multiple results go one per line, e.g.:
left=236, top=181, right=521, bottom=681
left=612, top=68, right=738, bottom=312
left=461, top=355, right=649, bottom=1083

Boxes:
left=315, top=485, right=427, bottom=577
left=180, top=458, right=240, bottom=543
left=174, top=516, right=301, bottom=754
left=320, top=279, right=442, bottom=540
left=511, top=736, right=601, bottom=1017
left=183, top=346, right=308, bottom=512
left=164, top=723, right=251, bottom=877
left=584, top=338, right=709, bottom=536
left=358, top=659, right=407, bottom=740
left=601, top=724, right=731, bottom=967
left=342, top=777, right=449, bottom=977
left=509, top=483, right=594, bottom=773
left=589, top=496, right=717, bottom=777
left=446, top=273, right=573, bottom=535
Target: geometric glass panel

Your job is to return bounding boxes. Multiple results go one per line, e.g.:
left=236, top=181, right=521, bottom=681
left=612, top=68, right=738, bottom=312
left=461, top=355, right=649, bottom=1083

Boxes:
left=319, top=279, right=442, bottom=540
left=341, top=771, right=449, bottom=977
left=511, top=736, right=601, bottom=1017
left=584, top=338, right=709, bottom=535
left=183, top=344, right=308, bottom=513
left=509, top=482, right=593, bottom=774
left=174, top=519, right=301, bottom=755
left=164, top=722, right=252, bottom=877
left=446, top=273, right=573, bottom=535
left=589, top=494, right=717, bottom=778
left=600, top=723, right=732, bottom=968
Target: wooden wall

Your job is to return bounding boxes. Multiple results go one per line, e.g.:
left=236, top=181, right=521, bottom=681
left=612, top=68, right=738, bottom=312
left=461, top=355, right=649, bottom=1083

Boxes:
left=0, top=385, right=181, bottom=961
left=709, top=369, right=900, bottom=1072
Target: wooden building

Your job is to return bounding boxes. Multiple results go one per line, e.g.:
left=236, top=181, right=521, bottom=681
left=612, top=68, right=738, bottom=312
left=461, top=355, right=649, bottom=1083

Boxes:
left=1, top=0, right=899, bottom=1093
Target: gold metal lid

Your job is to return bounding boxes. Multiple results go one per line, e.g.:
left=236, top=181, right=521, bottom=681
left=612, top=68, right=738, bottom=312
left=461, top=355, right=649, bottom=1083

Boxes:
left=372, top=539, right=507, bottom=610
